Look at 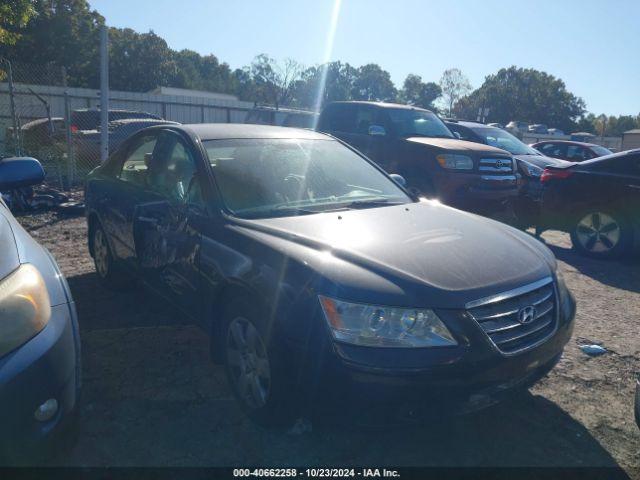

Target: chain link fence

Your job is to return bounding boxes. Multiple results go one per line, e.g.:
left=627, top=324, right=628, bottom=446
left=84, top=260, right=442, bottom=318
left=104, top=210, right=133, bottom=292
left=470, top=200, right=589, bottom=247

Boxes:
left=0, top=59, right=74, bottom=190
left=1, top=59, right=305, bottom=196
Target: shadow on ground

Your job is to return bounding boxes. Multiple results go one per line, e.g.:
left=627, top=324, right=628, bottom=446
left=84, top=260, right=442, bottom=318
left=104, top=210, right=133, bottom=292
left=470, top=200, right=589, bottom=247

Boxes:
left=39, top=271, right=630, bottom=472
left=541, top=241, right=640, bottom=294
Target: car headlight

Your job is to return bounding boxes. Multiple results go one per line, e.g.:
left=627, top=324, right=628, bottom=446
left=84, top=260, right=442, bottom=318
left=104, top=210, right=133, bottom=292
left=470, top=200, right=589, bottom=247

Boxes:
left=0, top=264, right=51, bottom=357
left=436, top=154, right=474, bottom=170
left=318, top=296, right=457, bottom=348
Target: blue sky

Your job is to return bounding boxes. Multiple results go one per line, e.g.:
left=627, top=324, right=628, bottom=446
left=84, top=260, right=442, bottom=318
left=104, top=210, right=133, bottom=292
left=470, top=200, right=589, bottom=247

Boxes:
left=89, top=0, right=639, bottom=116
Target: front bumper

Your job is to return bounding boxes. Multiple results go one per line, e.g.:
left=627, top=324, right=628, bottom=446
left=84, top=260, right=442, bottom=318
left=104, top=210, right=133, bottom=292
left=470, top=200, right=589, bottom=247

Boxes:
left=433, top=171, right=520, bottom=207
left=298, top=288, right=575, bottom=420
left=0, top=301, right=80, bottom=455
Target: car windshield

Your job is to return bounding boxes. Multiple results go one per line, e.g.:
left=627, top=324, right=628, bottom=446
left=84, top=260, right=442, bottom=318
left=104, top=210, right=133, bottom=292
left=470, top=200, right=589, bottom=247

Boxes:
left=203, top=138, right=411, bottom=218
left=386, top=109, right=454, bottom=138
left=471, top=127, right=540, bottom=155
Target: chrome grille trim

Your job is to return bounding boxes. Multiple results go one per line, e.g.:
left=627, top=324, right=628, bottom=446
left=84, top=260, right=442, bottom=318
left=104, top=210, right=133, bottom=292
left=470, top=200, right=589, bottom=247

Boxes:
left=466, top=277, right=558, bottom=356
left=465, top=277, right=553, bottom=309
left=478, top=158, right=514, bottom=173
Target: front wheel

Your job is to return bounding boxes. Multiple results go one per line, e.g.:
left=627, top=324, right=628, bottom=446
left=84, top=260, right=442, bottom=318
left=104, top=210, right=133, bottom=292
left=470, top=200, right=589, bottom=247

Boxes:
left=569, top=208, right=632, bottom=259
left=222, top=302, right=297, bottom=427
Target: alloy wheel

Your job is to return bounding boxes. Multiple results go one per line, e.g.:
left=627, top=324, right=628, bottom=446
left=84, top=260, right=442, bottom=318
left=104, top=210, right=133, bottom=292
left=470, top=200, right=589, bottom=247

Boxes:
left=226, top=317, right=271, bottom=410
left=94, top=228, right=110, bottom=278
left=575, top=212, right=621, bottom=253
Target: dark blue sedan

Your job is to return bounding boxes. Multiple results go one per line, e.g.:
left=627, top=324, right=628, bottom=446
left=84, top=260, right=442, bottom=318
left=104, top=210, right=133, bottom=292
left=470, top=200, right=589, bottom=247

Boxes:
left=0, top=157, right=80, bottom=458
left=85, top=124, right=575, bottom=426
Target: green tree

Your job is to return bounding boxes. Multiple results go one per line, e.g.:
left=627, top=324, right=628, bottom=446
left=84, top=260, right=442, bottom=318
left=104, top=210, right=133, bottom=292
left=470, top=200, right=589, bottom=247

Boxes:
left=291, top=61, right=358, bottom=109
left=351, top=63, right=396, bottom=102
left=248, top=54, right=304, bottom=107
left=439, top=68, right=471, bottom=116
left=2, top=0, right=104, bottom=87
left=0, top=0, right=35, bottom=48
left=109, top=28, right=175, bottom=92
left=454, top=66, right=585, bottom=132
left=399, top=74, right=441, bottom=111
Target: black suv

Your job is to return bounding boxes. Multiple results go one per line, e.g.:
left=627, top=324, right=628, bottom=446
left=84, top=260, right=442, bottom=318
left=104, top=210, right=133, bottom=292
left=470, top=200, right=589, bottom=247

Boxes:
left=317, top=102, right=519, bottom=211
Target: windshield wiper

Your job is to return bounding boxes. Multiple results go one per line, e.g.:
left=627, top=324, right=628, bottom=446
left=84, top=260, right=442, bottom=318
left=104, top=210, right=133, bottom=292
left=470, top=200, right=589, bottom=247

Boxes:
left=342, top=198, right=406, bottom=209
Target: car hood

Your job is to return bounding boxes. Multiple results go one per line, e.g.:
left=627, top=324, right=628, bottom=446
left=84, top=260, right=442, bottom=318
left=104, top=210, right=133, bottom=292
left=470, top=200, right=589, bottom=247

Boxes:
left=0, top=206, right=20, bottom=279
left=234, top=201, right=554, bottom=306
left=406, top=137, right=510, bottom=155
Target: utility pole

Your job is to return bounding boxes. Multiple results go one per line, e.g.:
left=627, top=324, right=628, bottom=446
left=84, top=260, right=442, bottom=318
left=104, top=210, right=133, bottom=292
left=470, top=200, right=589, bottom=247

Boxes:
left=99, top=26, right=109, bottom=163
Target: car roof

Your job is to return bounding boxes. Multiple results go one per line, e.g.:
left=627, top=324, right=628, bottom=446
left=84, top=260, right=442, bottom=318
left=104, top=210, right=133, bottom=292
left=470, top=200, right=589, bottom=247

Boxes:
left=180, top=123, right=330, bottom=140
left=326, top=101, right=433, bottom=113
left=110, top=118, right=177, bottom=126
left=532, top=140, right=602, bottom=148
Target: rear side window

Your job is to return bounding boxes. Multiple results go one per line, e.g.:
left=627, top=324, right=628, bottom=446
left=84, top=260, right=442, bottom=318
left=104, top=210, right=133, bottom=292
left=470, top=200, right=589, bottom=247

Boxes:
left=538, top=143, right=566, bottom=158
left=318, top=104, right=357, bottom=133
left=119, top=135, right=158, bottom=186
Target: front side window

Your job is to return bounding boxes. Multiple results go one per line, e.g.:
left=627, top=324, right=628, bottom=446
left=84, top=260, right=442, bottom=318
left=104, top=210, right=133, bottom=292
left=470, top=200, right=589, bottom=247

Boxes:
left=119, top=135, right=158, bottom=186
left=386, top=109, right=453, bottom=138
left=148, top=135, right=199, bottom=203
left=591, top=145, right=613, bottom=157
left=203, top=138, right=411, bottom=218
left=566, top=145, right=590, bottom=161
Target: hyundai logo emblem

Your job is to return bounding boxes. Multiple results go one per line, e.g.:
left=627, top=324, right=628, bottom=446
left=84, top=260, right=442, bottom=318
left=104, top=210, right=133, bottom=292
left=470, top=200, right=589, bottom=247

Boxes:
left=495, top=159, right=505, bottom=169
left=518, top=305, right=537, bottom=324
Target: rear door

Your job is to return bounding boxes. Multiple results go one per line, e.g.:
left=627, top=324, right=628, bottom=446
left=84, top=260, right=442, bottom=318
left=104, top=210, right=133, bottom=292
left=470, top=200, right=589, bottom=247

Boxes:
left=100, top=132, right=163, bottom=265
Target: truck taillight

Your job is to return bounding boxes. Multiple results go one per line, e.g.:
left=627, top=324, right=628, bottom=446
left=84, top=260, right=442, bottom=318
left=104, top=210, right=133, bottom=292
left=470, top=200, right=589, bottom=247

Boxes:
left=541, top=168, right=573, bottom=183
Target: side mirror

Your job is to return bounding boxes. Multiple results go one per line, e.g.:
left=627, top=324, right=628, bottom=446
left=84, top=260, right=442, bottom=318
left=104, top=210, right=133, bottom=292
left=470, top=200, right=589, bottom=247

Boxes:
left=368, top=125, right=386, bottom=137
left=453, top=132, right=462, bottom=139
left=0, top=157, right=45, bottom=191
left=389, top=174, right=406, bottom=187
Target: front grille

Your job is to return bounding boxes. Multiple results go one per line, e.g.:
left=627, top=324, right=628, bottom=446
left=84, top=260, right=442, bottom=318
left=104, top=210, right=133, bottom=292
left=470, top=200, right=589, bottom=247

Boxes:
left=466, top=278, right=557, bottom=355
left=479, top=157, right=514, bottom=173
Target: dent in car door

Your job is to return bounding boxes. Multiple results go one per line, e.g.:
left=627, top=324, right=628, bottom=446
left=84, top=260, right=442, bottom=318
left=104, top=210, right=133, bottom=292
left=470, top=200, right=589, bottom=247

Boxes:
left=131, top=131, right=204, bottom=319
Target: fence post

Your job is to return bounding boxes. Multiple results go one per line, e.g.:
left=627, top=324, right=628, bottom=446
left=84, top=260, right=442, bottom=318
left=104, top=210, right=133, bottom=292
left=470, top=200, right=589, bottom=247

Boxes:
left=5, top=60, right=21, bottom=155
left=62, top=67, right=74, bottom=190
left=99, top=26, right=109, bottom=164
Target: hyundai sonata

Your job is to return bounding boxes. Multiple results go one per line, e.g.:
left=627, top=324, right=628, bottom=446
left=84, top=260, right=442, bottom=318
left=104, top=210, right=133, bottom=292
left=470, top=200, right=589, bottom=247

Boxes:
left=84, top=124, right=575, bottom=425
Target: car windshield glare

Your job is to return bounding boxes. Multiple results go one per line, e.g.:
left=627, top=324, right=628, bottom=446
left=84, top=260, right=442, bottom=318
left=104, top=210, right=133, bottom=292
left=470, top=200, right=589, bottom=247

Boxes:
left=387, top=109, right=454, bottom=138
left=203, top=138, right=411, bottom=218
left=474, top=127, right=539, bottom=155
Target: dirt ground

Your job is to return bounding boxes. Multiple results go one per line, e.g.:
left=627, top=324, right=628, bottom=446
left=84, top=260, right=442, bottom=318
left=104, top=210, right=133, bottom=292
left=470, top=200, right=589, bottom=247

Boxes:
left=14, top=210, right=640, bottom=473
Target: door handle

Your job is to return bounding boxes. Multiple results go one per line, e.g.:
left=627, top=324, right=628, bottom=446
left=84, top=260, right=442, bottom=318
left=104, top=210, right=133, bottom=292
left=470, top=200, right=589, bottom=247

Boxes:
left=627, top=184, right=640, bottom=189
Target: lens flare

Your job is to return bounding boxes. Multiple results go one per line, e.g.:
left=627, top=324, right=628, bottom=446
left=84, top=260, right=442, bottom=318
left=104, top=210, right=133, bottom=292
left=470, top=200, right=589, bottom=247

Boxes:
left=312, top=0, right=343, bottom=128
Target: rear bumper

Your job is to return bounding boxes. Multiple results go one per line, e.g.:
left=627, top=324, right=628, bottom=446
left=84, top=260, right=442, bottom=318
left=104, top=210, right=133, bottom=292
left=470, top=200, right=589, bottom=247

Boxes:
left=0, top=302, right=80, bottom=454
left=635, top=379, right=640, bottom=429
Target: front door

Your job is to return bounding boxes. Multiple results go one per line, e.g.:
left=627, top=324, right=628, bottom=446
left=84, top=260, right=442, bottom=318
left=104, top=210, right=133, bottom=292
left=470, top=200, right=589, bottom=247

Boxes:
left=132, top=130, right=206, bottom=319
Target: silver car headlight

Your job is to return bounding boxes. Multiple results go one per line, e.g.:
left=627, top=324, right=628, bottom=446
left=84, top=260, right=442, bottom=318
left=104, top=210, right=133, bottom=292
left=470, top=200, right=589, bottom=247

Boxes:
left=319, top=296, right=457, bottom=348
left=0, top=264, right=51, bottom=357
left=436, top=154, right=474, bottom=170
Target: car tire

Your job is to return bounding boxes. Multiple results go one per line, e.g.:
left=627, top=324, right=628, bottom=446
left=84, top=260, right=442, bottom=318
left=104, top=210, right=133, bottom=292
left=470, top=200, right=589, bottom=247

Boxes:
left=92, top=222, right=131, bottom=290
left=221, top=299, right=297, bottom=427
left=569, top=208, right=632, bottom=259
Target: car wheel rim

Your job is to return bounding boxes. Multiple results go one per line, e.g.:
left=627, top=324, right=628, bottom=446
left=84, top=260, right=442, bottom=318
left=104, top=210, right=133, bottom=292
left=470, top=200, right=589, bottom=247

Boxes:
left=575, top=212, right=621, bottom=253
left=226, top=317, right=271, bottom=410
left=94, top=229, right=109, bottom=277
